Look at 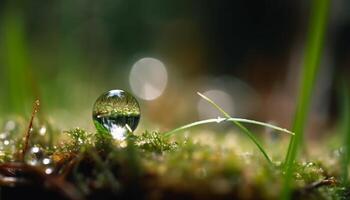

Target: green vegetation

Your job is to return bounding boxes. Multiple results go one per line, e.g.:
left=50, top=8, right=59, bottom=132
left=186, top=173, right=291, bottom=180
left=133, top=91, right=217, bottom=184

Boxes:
left=2, top=3, right=33, bottom=114
left=197, top=92, right=276, bottom=164
left=0, top=0, right=345, bottom=199
left=0, top=91, right=346, bottom=199
left=0, top=118, right=344, bottom=199
left=282, top=0, right=330, bottom=199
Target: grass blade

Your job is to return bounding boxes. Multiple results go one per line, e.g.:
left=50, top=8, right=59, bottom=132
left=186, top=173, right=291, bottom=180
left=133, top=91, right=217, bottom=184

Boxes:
left=197, top=92, right=273, bottom=164
left=2, top=3, right=32, bottom=114
left=281, top=0, right=330, bottom=199
left=164, top=117, right=294, bottom=137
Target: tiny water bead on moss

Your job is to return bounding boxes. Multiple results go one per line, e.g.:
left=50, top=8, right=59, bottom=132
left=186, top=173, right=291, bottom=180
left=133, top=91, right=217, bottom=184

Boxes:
left=24, top=145, right=55, bottom=174
left=93, top=89, right=141, bottom=141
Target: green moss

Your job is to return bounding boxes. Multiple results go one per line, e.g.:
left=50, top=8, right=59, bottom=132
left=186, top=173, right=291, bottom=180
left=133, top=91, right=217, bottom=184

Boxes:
left=134, top=131, right=178, bottom=153
left=294, top=162, right=325, bottom=184
left=64, top=128, right=93, bottom=152
left=0, top=119, right=346, bottom=199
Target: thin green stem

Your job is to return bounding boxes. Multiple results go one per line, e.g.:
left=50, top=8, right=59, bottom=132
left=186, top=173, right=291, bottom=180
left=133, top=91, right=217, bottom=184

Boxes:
left=281, top=0, right=330, bottom=199
left=197, top=92, right=274, bottom=164
left=164, top=117, right=294, bottom=137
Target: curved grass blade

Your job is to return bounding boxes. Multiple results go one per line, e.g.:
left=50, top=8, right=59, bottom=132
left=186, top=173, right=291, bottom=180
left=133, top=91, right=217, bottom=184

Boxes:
left=197, top=92, right=273, bottom=164
left=164, top=117, right=294, bottom=137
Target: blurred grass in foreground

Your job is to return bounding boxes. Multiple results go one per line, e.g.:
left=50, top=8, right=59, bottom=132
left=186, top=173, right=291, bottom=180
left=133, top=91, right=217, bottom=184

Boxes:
left=282, top=0, right=330, bottom=199
left=2, top=3, right=35, bottom=115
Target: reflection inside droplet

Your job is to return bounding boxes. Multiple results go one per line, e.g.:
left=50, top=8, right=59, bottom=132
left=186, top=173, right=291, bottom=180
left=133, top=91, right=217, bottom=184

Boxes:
left=110, top=125, right=127, bottom=140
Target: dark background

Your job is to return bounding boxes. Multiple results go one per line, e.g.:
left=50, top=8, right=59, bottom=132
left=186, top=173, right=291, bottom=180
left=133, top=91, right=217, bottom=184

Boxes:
left=0, top=0, right=349, bottom=133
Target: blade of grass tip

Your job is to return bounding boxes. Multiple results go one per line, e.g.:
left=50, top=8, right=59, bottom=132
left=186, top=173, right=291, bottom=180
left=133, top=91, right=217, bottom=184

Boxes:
left=164, top=117, right=294, bottom=138
left=197, top=92, right=273, bottom=164
left=281, top=0, right=330, bottom=199
left=230, top=118, right=294, bottom=135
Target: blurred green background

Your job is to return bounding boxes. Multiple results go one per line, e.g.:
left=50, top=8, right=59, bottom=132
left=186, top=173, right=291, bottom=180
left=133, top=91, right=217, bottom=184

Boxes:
left=0, top=0, right=350, bottom=134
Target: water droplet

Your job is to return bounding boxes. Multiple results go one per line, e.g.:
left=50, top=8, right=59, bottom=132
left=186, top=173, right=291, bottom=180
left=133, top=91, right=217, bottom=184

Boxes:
left=93, top=89, right=141, bottom=141
left=24, top=146, right=55, bottom=174
left=24, top=146, right=45, bottom=166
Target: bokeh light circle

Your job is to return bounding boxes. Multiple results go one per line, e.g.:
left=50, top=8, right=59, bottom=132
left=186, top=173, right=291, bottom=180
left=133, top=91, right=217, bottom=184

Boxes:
left=129, top=57, right=168, bottom=100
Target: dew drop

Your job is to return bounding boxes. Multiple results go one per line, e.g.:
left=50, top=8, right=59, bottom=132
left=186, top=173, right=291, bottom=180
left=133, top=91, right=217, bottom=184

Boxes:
left=93, top=89, right=141, bottom=141
left=24, top=146, right=45, bottom=166
left=24, top=146, right=55, bottom=174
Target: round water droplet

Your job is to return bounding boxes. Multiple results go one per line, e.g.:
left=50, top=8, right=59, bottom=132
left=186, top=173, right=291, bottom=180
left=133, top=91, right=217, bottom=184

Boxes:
left=24, top=146, right=56, bottom=174
left=24, top=146, right=45, bottom=166
left=93, top=89, right=141, bottom=141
